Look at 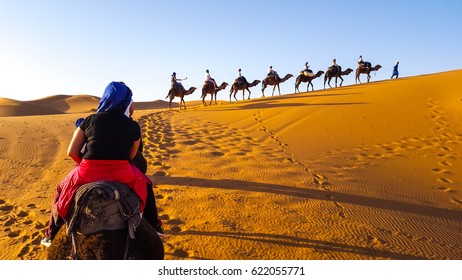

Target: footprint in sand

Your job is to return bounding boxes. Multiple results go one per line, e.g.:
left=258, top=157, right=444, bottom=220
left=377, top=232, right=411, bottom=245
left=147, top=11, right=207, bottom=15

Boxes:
left=437, top=177, right=453, bottom=184
left=333, top=202, right=346, bottom=218
left=449, top=198, right=462, bottom=206
left=435, top=186, right=455, bottom=193
left=312, top=174, right=330, bottom=188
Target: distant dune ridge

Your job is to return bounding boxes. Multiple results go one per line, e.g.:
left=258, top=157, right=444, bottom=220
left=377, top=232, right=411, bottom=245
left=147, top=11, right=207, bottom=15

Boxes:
left=0, top=70, right=461, bottom=260
left=0, top=95, right=172, bottom=117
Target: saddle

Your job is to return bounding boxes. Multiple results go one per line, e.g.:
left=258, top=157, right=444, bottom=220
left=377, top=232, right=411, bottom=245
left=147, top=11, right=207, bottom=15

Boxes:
left=235, top=76, right=247, bottom=85
left=172, top=82, right=185, bottom=92
left=359, top=62, right=372, bottom=69
left=328, top=65, right=342, bottom=74
left=66, top=181, right=142, bottom=239
left=300, top=69, right=314, bottom=77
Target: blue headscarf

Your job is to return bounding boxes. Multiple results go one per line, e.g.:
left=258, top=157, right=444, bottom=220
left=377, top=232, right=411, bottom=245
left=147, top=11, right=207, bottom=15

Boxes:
left=96, top=81, right=133, bottom=114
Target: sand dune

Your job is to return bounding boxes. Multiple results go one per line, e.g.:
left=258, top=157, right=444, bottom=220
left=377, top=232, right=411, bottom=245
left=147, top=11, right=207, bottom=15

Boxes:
left=30, top=94, right=101, bottom=114
left=0, top=95, right=173, bottom=117
left=0, top=70, right=461, bottom=260
left=0, top=97, right=64, bottom=117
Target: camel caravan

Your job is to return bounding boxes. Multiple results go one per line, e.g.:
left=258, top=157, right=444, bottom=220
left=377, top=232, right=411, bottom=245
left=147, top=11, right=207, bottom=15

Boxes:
left=167, top=56, right=385, bottom=110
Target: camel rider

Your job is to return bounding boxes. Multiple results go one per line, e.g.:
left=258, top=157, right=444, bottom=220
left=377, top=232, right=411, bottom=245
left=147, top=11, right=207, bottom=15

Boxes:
left=171, top=72, right=186, bottom=91
left=331, top=58, right=340, bottom=73
left=358, top=55, right=371, bottom=70
left=205, top=69, right=217, bottom=90
left=302, top=62, right=313, bottom=76
left=267, top=66, right=278, bottom=81
left=236, top=68, right=244, bottom=84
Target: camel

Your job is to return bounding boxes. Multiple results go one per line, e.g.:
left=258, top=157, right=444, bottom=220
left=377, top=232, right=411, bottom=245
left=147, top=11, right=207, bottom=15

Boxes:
left=261, top=73, right=293, bottom=97
left=201, top=81, right=229, bottom=106
left=165, top=86, right=197, bottom=110
left=229, top=77, right=261, bottom=101
left=355, top=63, right=382, bottom=84
left=47, top=218, right=165, bottom=260
left=324, top=66, right=354, bottom=89
left=46, top=181, right=164, bottom=260
left=294, top=70, right=324, bottom=93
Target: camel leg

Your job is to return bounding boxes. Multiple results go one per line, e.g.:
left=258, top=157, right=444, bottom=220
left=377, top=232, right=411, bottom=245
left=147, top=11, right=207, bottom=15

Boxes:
left=168, top=96, right=173, bottom=111
left=180, top=97, right=186, bottom=110
left=295, top=82, right=300, bottom=93
left=339, top=76, right=344, bottom=86
left=367, top=73, right=371, bottom=83
left=276, top=84, right=280, bottom=96
left=246, top=88, right=251, bottom=100
left=327, top=77, right=332, bottom=89
left=307, top=82, right=312, bottom=92
left=261, top=85, right=266, bottom=98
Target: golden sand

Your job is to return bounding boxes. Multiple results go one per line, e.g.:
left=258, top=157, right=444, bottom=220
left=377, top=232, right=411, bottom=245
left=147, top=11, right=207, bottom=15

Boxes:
left=0, top=70, right=461, bottom=260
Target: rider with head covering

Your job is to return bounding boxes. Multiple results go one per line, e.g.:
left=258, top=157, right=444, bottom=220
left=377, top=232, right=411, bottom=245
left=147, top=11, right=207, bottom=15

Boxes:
left=171, top=72, right=186, bottom=92
left=204, top=69, right=217, bottom=90
left=42, top=81, right=163, bottom=246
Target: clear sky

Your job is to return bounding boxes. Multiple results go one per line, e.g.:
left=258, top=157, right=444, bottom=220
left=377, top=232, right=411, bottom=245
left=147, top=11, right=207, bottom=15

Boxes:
left=1, top=0, right=461, bottom=102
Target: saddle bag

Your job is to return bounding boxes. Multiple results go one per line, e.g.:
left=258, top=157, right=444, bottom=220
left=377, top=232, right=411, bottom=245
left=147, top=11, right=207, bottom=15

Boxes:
left=66, top=181, right=142, bottom=239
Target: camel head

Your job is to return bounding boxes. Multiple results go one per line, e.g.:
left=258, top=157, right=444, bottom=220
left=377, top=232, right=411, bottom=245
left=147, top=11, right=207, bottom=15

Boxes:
left=185, top=87, right=197, bottom=95
left=316, top=70, right=325, bottom=77
left=250, top=80, right=261, bottom=87
left=281, top=74, right=294, bottom=82
left=374, top=65, right=382, bottom=71
left=344, top=68, right=354, bottom=75
left=219, top=82, right=229, bottom=90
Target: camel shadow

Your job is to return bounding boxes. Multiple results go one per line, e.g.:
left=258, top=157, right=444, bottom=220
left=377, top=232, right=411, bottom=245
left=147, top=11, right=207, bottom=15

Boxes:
left=203, top=99, right=367, bottom=111
left=173, top=230, right=428, bottom=260
left=154, top=176, right=461, bottom=222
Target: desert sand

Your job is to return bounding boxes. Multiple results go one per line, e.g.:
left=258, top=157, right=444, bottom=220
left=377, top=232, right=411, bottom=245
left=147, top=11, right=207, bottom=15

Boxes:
left=0, top=70, right=461, bottom=260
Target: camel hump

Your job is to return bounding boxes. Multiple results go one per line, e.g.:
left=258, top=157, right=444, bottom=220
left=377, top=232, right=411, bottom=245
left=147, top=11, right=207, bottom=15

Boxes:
left=363, top=62, right=372, bottom=68
left=66, top=181, right=142, bottom=238
left=301, top=69, right=314, bottom=77
left=329, top=65, right=342, bottom=74
left=235, top=76, right=247, bottom=85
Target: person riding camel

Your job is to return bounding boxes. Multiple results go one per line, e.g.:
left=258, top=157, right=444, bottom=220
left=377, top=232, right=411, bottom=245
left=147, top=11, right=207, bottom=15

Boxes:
left=204, top=69, right=217, bottom=90
left=235, top=68, right=245, bottom=84
left=358, top=55, right=371, bottom=70
left=302, top=62, right=313, bottom=77
left=171, top=72, right=187, bottom=92
left=267, top=66, right=278, bottom=82
left=41, top=81, right=164, bottom=247
left=330, top=58, right=341, bottom=74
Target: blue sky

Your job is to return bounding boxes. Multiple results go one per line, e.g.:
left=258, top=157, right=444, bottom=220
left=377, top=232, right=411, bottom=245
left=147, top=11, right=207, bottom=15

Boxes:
left=1, top=0, right=461, bottom=102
